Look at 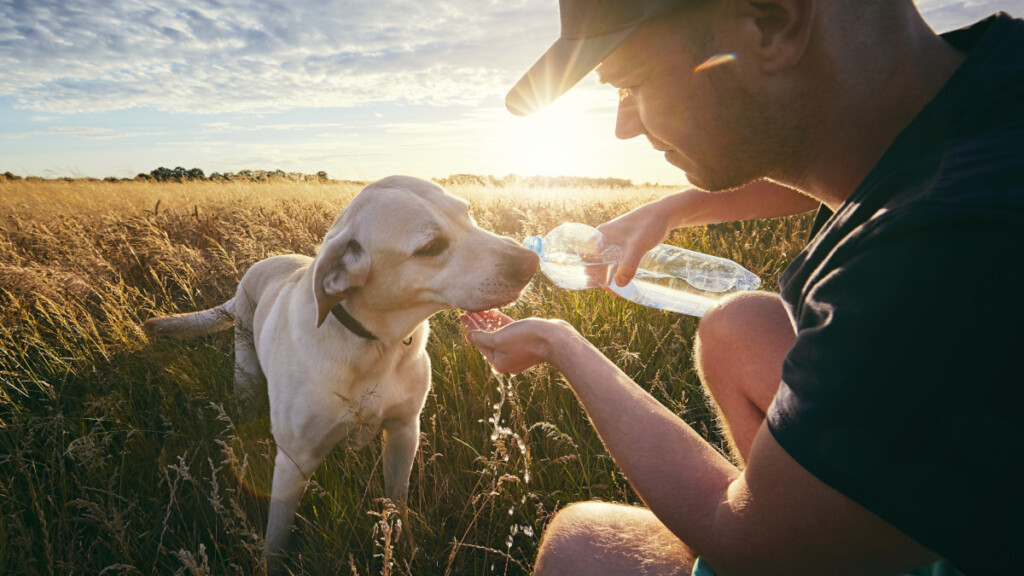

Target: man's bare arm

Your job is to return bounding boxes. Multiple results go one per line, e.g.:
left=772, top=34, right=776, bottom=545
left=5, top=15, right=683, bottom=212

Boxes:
left=464, top=312, right=938, bottom=575
left=661, top=180, right=819, bottom=228
left=599, top=181, right=818, bottom=286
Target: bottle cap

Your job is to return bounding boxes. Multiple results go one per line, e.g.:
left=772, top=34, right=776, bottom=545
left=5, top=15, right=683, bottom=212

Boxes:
left=522, top=236, right=543, bottom=255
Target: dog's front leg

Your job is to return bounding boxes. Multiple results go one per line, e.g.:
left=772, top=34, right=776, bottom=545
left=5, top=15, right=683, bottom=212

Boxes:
left=382, top=417, right=420, bottom=504
left=382, top=417, right=420, bottom=558
left=265, top=447, right=314, bottom=575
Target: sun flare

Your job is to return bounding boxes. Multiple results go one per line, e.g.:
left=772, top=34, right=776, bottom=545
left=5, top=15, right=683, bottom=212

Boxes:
left=497, top=96, right=611, bottom=178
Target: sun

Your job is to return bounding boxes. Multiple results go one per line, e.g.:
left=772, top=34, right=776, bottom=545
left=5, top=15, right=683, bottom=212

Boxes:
left=497, top=93, right=613, bottom=178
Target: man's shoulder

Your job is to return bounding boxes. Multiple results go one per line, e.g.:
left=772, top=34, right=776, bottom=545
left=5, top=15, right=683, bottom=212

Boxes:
left=941, top=13, right=1024, bottom=134
left=781, top=14, right=1024, bottom=309
left=941, top=12, right=1024, bottom=52
left=874, top=13, right=1024, bottom=216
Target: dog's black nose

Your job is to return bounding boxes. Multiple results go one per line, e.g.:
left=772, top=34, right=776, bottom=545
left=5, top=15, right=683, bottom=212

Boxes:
left=500, top=247, right=540, bottom=284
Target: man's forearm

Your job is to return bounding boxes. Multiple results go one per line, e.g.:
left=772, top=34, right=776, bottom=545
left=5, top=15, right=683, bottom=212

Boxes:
left=546, top=325, right=740, bottom=550
left=662, top=180, right=818, bottom=228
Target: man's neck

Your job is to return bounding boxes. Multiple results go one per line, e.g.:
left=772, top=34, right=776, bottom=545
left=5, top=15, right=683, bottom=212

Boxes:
left=788, top=9, right=966, bottom=211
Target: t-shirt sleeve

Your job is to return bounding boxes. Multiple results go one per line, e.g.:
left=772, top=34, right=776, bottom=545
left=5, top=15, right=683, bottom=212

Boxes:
left=766, top=208, right=1024, bottom=566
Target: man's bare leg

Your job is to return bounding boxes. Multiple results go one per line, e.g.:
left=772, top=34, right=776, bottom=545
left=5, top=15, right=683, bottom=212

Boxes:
left=533, top=502, right=697, bottom=576
left=694, top=291, right=796, bottom=462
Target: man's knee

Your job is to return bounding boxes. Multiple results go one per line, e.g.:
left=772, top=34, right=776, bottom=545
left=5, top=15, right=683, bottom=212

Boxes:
left=534, top=503, right=600, bottom=576
left=534, top=502, right=693, bottom=576
left=694, top=291, right=791, bottom=380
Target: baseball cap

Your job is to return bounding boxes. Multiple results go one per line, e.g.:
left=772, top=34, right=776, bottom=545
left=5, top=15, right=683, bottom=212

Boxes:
left=506, top=0, right=692, bottom=116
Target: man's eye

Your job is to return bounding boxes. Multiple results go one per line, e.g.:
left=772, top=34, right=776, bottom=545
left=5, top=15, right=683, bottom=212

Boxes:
left=415, top=238, right=449, bottom=257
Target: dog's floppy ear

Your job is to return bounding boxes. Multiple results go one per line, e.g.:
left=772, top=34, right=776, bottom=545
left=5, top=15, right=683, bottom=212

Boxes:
left=312, top=231, right=370, bottom=328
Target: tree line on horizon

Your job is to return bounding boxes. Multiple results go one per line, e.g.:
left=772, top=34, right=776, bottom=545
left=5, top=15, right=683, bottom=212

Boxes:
left=2, top=168, right=643, bottom=188
left=0, top=167, right=333, bottom=184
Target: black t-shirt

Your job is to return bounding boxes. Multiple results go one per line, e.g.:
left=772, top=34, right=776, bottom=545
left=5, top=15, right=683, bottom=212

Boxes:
left=767, top=14, right=1024, bottom=576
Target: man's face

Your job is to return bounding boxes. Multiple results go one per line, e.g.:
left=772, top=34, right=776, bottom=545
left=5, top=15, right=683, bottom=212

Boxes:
left=596, top=10, right=779, bottom=191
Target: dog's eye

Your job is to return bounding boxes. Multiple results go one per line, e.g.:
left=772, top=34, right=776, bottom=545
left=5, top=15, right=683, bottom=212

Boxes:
left=414, top=237, right=449, bottom=257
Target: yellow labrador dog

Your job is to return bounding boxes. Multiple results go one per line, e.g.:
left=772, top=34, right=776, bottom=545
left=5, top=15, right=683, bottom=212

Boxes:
left=143, top=175, right=538, bottom=571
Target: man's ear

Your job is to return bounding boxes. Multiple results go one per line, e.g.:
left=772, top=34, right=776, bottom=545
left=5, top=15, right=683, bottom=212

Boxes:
left=312, top=230, right=370, bottom=328
left=736, top=0, right=815, bottom=73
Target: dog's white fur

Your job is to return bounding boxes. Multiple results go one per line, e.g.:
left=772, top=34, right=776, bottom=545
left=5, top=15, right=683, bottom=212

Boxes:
left=143, top=176, right=538, bottom=571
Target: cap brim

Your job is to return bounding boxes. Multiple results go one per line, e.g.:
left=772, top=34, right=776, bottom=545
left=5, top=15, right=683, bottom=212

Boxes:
left=505, top=26, right=637, bottom=116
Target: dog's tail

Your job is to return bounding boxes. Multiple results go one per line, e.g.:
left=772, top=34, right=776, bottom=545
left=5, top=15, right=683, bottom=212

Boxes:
left=143, top=298, right=236, bottom=340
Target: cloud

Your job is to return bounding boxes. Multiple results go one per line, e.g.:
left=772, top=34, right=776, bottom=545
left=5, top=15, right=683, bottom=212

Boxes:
left=0, top=0, right=557, bottom=114
left=916, top=0, right=1010, bottom=32
left=2, top=125, right=166, bottom=140
left=199, top=121, right=351, bottom=134
left=1, top=0, right=1011, bottom=118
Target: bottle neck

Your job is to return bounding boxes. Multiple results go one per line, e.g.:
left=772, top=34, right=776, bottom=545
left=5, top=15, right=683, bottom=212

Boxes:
left=523, top=236, right=543, bottom=256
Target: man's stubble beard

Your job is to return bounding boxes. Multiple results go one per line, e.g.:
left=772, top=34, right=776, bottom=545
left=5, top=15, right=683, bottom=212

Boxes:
left=678, top=77, right=806, bottom=194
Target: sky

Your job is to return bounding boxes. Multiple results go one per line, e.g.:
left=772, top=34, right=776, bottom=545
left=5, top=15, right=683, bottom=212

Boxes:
left=0, top=0, right=1016, bottom=185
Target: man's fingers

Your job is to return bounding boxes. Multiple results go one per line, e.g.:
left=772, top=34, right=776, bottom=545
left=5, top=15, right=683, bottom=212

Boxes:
left=610, top=241, right=647, bottom=286
left=459, top=313, right=483, bottom=331
left=614, top=260, right=638, bottom=287
left=462, top=310, right=514, bottom=331
left=466, top=329, right=499, bottom=356
left=491, top=311, right=514, bottom=328
left=460, top=312, right=493, bottom=330
left=461, top=315, right=496, bottom=343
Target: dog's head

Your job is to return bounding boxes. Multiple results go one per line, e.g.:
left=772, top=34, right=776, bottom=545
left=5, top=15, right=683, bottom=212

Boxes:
left=313, top=176, right=539, bottom=332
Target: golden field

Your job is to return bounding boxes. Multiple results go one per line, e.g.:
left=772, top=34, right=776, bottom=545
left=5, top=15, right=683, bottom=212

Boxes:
left=0, top=178, right=813, bottom=575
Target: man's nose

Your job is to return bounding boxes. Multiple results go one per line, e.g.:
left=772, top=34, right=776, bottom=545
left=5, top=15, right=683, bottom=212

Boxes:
left=615, top=93, right=643, bottom=140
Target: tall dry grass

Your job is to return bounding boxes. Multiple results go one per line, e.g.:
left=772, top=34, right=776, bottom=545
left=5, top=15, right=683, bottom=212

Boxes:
left=0, top=178, right=813, bottom=575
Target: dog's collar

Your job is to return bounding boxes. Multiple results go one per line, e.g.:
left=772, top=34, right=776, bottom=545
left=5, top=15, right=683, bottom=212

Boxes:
left=330, top=303, right=379, bottom=341
left=330, top=303, right=415, bottom=346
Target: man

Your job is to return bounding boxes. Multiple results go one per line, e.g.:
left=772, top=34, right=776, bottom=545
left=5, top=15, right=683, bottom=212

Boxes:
left=461, top=0, right=1024, bottom=574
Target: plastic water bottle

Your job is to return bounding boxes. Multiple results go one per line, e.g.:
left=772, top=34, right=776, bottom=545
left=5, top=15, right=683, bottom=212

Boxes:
left=523, top=222, right=761, bottom=317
